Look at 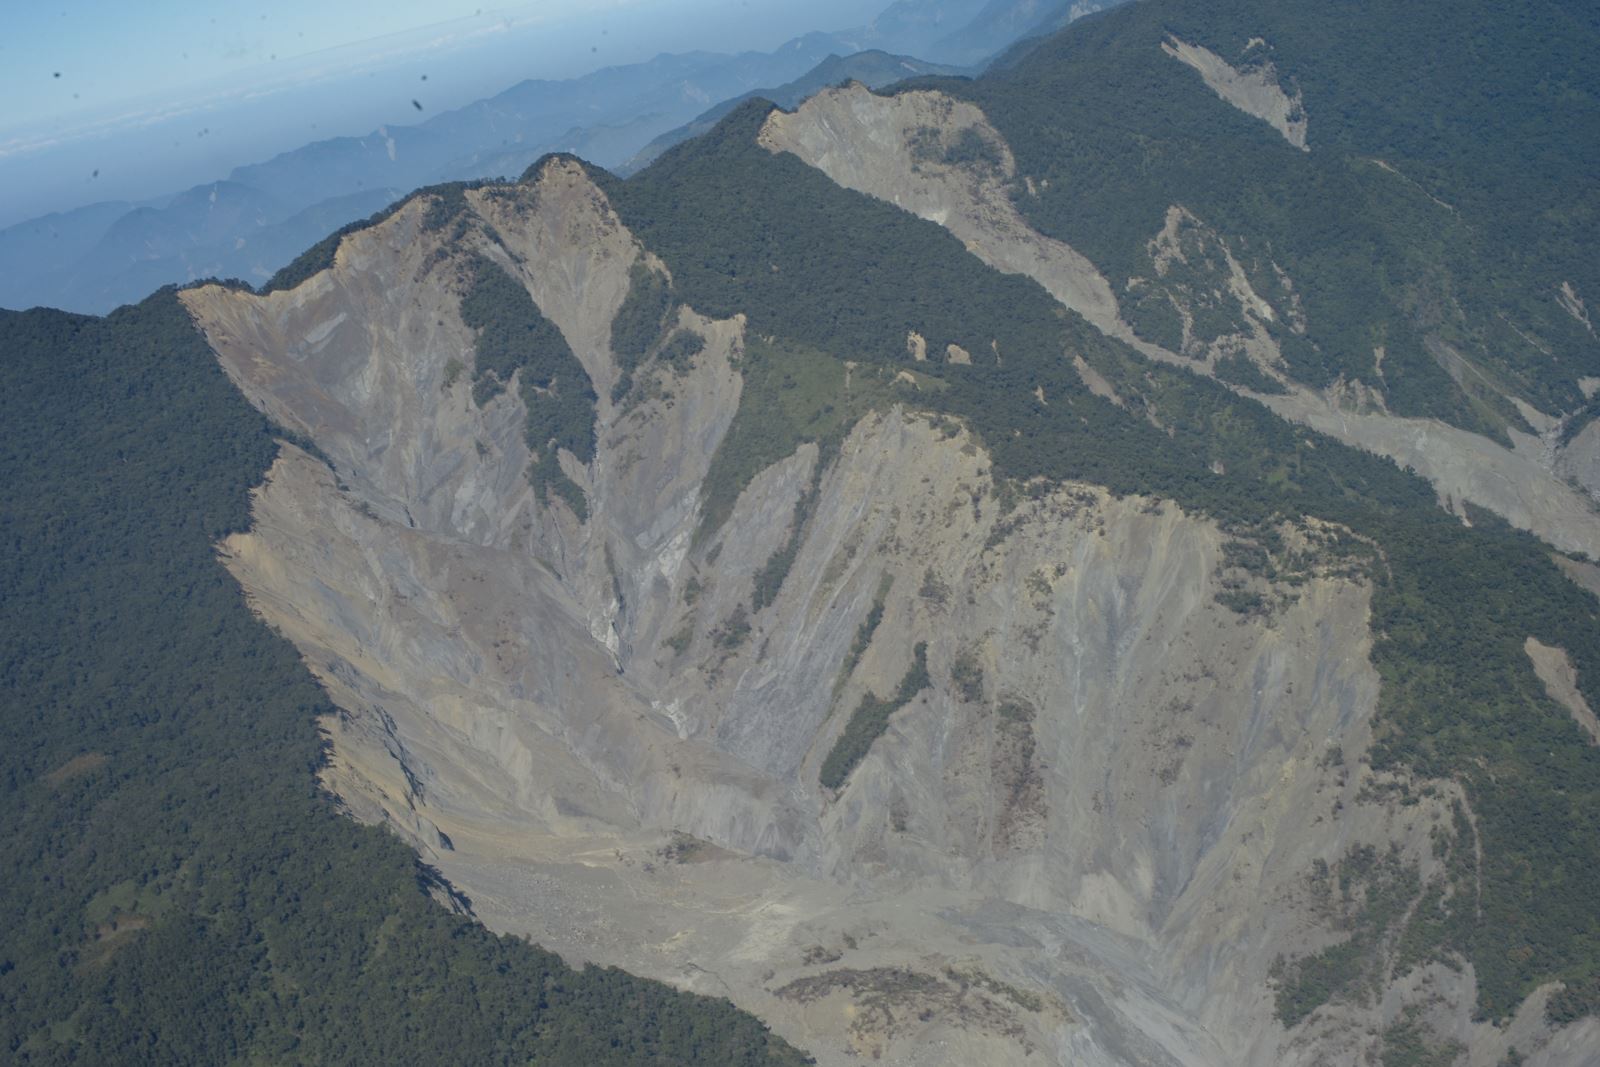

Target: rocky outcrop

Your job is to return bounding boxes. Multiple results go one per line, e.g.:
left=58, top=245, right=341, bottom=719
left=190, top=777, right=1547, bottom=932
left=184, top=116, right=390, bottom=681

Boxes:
left=1557, top=282, right=1593, bottom=335
left=182, top=157, right=1598, bottom=1065
left=1161, top=36, right=1309, bottom=151
left=1527, top=638, right=1600, bottom=744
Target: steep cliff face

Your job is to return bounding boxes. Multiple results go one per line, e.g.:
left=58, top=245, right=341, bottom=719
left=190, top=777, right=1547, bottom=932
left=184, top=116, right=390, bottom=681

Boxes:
left=760, top=83, right=1600, bottom=562
left=181, top=156, right=1596, bottom=1065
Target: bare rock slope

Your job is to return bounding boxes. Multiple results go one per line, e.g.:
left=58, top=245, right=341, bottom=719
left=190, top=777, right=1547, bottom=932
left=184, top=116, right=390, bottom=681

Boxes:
left=181, top=156, right=1596, bottom=1064
left=1160, top=36, right=1309, bottom=151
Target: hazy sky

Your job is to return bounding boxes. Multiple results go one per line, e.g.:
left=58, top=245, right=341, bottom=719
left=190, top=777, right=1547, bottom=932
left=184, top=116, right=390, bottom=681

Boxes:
left=6, top=3, right=517, bottom=128
left=0, top=0, right=876, bottom=225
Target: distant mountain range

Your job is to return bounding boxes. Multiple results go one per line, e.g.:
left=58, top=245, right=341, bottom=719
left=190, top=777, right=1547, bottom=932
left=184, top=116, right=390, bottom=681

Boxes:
left=0, top=0, right=1112, bottom=315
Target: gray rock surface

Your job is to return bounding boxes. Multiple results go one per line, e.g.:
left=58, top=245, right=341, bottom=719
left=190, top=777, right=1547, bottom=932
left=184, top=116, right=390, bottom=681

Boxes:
left=181, top=156, right=1598, bottom=1064
left=1160, top=36, right=1309, bottom=151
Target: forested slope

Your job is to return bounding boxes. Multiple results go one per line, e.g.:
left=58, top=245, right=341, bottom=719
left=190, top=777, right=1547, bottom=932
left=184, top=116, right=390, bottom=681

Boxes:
left=952, top=0, right=1600, bottom=433
left=0, top=293, right=809, bottom=1065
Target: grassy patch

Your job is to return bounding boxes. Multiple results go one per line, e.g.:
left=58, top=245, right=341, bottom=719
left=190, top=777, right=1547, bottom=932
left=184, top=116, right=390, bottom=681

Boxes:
left=698, top=335, right=912, bottom=543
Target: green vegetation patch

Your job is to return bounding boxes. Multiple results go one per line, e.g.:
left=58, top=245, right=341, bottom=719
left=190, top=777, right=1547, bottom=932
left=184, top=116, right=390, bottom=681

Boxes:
left=611, top=261, right=676, bottom=371
left=1214, top=351, right=1288, bottom=394
left=1271, top=845, right=1425, bottom=1026
left=421, top=181, right=482, bottom=234
left=0, top=293, right=808, bottom=1065
left=696, top=334, right=912, bottom=544
left=459, top=253, right=595, bottom=518
left=658, top=327, right=706, bottom=370
left=711, top=605, right=753, bottom=651
left=836, top=574, right=893, bottom=693
left=605, top=101, right=1067, bottom=375
left=1557, top=394, right=1600, bottom=449
left=949, top=648, right=985, bottom=704
left=604, top=264, right=708, bottom=406
left=820, top=642, right=931, bottom=790
left=752, top=471, right=819, bottom=612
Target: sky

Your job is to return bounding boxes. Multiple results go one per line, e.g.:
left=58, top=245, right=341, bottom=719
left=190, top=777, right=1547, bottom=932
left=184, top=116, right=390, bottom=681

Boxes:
left=0, top=0, right=876, bottom=226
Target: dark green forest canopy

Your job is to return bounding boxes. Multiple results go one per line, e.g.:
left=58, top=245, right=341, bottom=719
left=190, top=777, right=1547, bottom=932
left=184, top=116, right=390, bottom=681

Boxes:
left=602, top=90, right=1600, bottom=1021
left=459, top=252, right=596, bottom=518
left=0, top=294, right=809, bottom=1066
left=939, top=0, right=1600, bottom=432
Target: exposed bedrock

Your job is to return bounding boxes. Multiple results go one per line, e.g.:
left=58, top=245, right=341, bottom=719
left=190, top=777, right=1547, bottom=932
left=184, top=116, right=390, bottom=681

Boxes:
left=183, top=157, right=1596, bottom=1064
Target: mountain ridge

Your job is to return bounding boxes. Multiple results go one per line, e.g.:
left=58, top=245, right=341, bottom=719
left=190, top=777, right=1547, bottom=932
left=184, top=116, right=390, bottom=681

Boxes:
left=619, top=50, right=968, bottom=175
left=4, top=0, right=1600, bottom=1063
left=0, top=0, right=1117, bottom=316
left=169, top=75, right=1599, bottom=1056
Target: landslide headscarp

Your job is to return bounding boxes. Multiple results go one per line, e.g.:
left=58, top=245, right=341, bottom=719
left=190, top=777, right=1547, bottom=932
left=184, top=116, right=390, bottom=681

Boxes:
left=181, top=143, right=1600, bottom=1065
